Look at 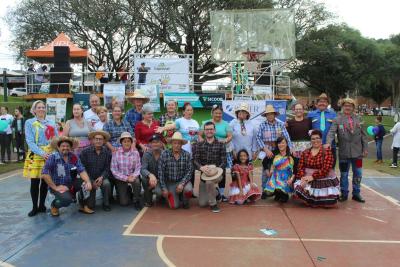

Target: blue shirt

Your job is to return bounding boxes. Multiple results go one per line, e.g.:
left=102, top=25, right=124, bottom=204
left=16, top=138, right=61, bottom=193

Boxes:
left=103, top=119, right=134, bottom=148
left=307, top=109, right=337, bottom=144
left=125, top=108, right=142, bottom=131
left=25, top=117, right=58, bottom=157
left=42, top=152, right=85, bottom=187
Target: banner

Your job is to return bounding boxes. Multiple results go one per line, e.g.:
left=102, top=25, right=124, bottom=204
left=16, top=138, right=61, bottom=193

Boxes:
left=73, top=93, right=90, bottom=112
left=222, top=100, right=287, bottom=129
left=134, top=57, right=190, bottom=92
left=46, top=98, right=67, bottom=123
left=103, top=84, right=126, bottom=112
left=164, top=92, right=225, bottom=108
left=135, top=85, right=160, bottom=112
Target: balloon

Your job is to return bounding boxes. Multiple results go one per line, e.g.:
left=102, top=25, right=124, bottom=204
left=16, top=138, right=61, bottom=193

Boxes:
left=373, top=126, right=379, bottom=135
left=0, top=120, right=8, bottom=132
left=367, top=126, right=375, bottom=136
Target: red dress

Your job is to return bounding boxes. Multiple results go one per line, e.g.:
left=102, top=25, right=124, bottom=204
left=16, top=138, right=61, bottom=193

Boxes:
left=134, top=120, right=165, bottom=145
left=228, top=164, right=261, bottom=204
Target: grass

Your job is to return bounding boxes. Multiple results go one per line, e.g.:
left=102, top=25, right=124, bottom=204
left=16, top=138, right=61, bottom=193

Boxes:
left=0, top=162, right=24, bottom=175
left=362, top=115, right=395, bottom=132
left=363, top=158, right=399, bottom=176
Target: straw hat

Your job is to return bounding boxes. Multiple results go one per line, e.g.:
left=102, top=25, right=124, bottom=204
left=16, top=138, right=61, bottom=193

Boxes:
left=169, top=132, right=188, bottom=144
left=118, top=132, right=134, bottom=144
left=262, top=104, right=279, bottom=116
left=341, top=98, right=355, bottom=107
left=88, top=130, right=110, bottom=141
left=126, top=91, right=150, bottom=103
left=235, top=103, right=250, bottom=117
left=51, top=136, right=79, bottom=150
left=201, top=165, right=224, bottom=181
left=316, top=93, right=329, bottom=102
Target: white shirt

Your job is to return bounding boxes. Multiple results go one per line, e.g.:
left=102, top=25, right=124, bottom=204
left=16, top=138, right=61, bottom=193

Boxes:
left=93, top=120, right=105, bottom=131
left=0, top=114, right=14, bottom=135
left=229, top=119, right=258, bottom=160
left=175, top=117, right=200, bottom=154
left=84, top=109, right=100, bottom=127
left=390, top=122, right=400, bottom=148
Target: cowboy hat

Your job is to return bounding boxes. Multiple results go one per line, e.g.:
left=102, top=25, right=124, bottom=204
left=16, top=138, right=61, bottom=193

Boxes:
left=50, top=136, right=79, bottom=150
left=235, top=103, right=250, bottom=117
left=262, top=104, right=279, bottom=116
left=88, top=130, right=110, bottom=141
left=340, top=98, right=356, bottom=107
left=118, top=132, right=134, bottom=144
left=169, top=132, right=188, bottom=144
left=201, top=165, right=224, bottom=181
left=316, top=93, right=329, bottom=102
left=126, top=91, right=150, bottom=103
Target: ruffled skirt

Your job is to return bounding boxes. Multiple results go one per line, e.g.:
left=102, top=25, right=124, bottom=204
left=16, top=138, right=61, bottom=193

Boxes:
left=294, top=168, right=340, bottom=207
left=229, top=183, right=261, bottom=205
left=23, top=145, right=53, bottom=179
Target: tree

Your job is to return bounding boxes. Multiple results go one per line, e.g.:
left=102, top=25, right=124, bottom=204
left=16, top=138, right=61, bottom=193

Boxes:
left=134, top=0, right=274, bottom=88
left=7, top=0, right=161, bottom=73
left=274, top=0, right=334, bottom=38
left=293, top=25, right=383, bottom=109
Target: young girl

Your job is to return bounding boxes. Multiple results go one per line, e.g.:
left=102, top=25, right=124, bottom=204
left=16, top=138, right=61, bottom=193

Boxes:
left=264, top=137, right=294, bottom=203
left=228, top=149, right=261, bottom=205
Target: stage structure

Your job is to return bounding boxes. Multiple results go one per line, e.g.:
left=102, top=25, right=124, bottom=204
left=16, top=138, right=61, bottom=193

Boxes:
left=210, top=9, right=295, bottom=100
left=129, top=53, right=194, bottom=94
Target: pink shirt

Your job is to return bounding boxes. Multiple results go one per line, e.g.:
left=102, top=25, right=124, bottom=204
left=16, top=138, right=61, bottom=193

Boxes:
left=111, top=147, right=141, bottom=181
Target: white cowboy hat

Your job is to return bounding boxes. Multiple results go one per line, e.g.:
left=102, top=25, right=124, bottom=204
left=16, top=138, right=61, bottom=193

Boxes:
left=118, top=132, right=134, bottom=144
left=201, top=165, right=224, bottom=181
left=88, top=130, right=111, bottom=142
left=169, top=132, right=188, bottom=144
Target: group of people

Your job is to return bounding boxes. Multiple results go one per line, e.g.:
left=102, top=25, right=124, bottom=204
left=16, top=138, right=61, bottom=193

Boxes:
left=0, top=106, right=26, bottom=164
left=19, top=91, right=392, bottom=218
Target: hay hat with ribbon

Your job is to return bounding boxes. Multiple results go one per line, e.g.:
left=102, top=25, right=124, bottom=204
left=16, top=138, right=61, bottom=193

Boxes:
left=200, top=165, right=224, bottom=181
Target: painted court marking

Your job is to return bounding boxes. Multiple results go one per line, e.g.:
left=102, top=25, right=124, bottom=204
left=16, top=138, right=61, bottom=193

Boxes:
left=0, top=171, right=22, bottom=182
left=0, top=261, right=16, bottom=267
left=157, top=236, right=176, bottom=267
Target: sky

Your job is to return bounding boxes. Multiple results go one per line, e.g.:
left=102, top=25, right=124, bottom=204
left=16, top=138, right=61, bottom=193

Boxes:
left=0, top=0, right=399, bottom=70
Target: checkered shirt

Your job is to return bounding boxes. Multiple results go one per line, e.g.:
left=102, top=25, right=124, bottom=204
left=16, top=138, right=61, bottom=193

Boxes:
left=256, top=119, right=292, bottom=151
left=296, top=147, right=334, bottom=179
left=158, top=149, right=193, bottom=190
left=192, top=139, right=227, bottom=170
left=110, top=147, right=141, bottom=182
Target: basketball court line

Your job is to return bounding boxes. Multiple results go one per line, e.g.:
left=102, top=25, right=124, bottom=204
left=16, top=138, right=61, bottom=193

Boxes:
left=0, top=261, right=16, bottom=267
left=157, top=236, right=176, bottom=267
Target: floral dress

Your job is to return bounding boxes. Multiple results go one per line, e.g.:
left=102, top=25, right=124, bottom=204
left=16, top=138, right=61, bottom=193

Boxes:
left=228, top=164, right=261, bottom=204
left=264, top=154, right=294, bottom=194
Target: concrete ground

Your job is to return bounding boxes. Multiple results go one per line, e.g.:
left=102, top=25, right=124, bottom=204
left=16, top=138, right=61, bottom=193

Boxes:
left=1, top=167, right=400, bottom=267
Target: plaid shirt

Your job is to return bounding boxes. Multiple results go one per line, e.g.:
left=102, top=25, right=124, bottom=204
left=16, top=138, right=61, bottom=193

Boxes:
left=256, top=119, right=292, bottom=151
left=141, top=150, right=161, bottom=179
left=103, top=119, right=134, bottom=148
left=111, top=147, right=141, bottom=182
left=296, top=147, right=334, bottom=179
left=42, top=152, right=85, bottom=187
left=159, top=112, right=181, bottom=127
left=80, top=145, right=111, bottom=181
left=125, top=108, right=142, bottom=131
left=158, top=149, right=193, bottom=190
left=192, top=139, right=227, bottom=170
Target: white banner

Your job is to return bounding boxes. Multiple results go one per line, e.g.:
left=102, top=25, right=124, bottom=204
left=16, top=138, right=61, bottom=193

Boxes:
left=222, top=100, right=266, bottom=130
left=134, top=58, right=190, bottom=92
left=103, top=84, right=126, bottom=112
left=46, top=98, right=67, bottom=123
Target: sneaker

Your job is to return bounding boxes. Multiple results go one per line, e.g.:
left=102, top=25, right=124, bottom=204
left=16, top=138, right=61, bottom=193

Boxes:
left=0, top=162, right=4, bottom=165
left=210, top=204, right=220, bottom=213
left=390, top=164, right=398, bottom=168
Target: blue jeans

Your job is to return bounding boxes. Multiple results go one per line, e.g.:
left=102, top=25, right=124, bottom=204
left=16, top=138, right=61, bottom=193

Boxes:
left=339, top=158, right=363, bottom=197
left=376, top=139, right=383, bottom=160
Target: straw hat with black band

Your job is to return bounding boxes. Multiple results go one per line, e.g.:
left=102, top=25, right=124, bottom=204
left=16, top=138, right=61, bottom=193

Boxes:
left=262, top=104, right=279, bottom=117
left=88, top=130, right=110, bottom=142
left=50, top=136, right=79, bottom=150
left=126, top=91, right=150, bottom=103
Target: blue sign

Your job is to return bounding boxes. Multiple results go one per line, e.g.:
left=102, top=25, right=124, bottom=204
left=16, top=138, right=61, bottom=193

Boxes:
left=266, top=100, right=287, bottom=122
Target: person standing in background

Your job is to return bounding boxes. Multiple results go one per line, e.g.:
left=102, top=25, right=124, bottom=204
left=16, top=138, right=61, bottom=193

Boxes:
left=0, top=106, right=14, bottom=164
left=374, top=116, right=386, bottom=164
left=390, top=120, right=400, bottom=168
left=83, top=94, right=101, bottom=127
left=12, top=107, right=25, bottom=161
